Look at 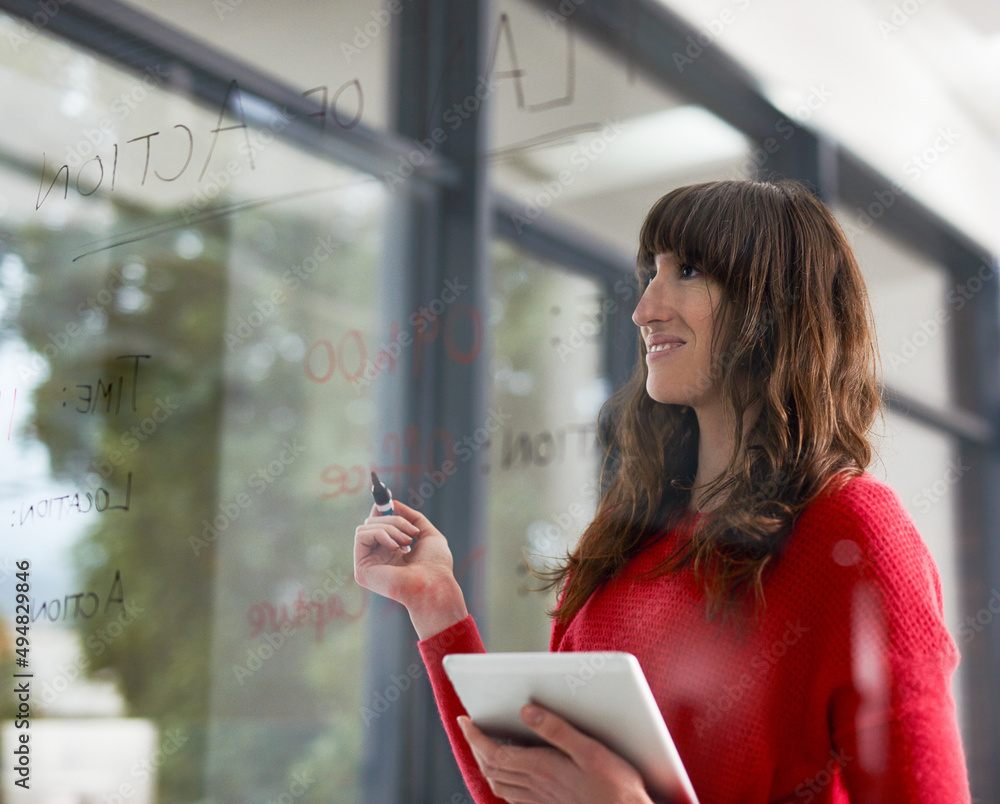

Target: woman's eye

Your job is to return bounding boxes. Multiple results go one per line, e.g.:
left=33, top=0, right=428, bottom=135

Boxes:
left=679, top=263, right=701, bottom=279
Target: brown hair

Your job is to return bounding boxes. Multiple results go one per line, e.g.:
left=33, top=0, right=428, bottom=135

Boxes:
left=548, top=179, right=881, bottom=622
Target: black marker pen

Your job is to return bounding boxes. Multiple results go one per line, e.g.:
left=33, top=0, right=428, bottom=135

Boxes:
left=371, top=471, right=395, bottom=516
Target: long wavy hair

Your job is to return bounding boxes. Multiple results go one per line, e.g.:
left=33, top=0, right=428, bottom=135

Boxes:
left=548, top=179, right=881, bottom=623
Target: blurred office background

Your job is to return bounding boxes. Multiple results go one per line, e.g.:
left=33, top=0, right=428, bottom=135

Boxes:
left=0, top=0, right=997, bottom=801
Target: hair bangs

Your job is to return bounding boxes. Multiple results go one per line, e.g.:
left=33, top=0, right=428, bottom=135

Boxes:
left=637, top=182, right=770, bottom=287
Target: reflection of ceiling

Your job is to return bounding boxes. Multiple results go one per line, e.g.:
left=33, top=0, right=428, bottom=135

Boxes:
left=121, top=0, right=394, bottom=130
left=507, top=106, right=748, bottom=197
left=657, top=0, right=1000, bottom=255
left=943, top=0, right=1000, bottom=34
left=28, top=0, right=999, bottom=257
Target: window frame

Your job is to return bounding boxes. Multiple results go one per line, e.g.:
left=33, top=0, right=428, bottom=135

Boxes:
left=3, top=0, right=997, bottom=798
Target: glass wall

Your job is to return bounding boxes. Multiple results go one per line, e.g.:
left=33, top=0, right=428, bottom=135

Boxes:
left=0, top=11, right=385, bottom=800
left=484, top=242, right=608, bottom=651
left=0, top=0, right=995, bottom=800
left=483, top=0, right=756, bottom=657
left=492, top=0, right=752, bottom=256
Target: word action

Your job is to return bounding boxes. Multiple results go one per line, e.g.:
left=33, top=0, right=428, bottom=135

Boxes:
left=31, top=569, right=128, bottom=622
left=37, top=78, right=363, bottom=209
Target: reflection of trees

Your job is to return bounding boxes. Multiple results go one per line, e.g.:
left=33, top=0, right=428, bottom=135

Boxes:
left=3, top=190, right=380, bottom=802
left=8, top=209, right=230, bottom=800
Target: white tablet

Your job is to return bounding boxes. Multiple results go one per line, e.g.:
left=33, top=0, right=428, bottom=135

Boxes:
left=443, top=651, right=700, bottom=804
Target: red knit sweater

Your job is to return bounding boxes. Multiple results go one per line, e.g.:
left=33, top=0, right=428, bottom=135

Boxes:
left=418, top=473, right=971, bottom=803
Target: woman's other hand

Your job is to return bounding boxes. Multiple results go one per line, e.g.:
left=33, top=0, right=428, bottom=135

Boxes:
left=458, top=704, right=656, bottom=804
left=353, top=499, right=468, bottom=638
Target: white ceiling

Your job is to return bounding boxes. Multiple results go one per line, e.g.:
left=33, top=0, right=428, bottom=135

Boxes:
left=87, top=0, right=1000, bottom=258
left=658, top=0, right=1000, bottom=255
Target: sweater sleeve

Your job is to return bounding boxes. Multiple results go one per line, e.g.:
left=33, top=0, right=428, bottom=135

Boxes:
left=417, top=615, right=506, bottom=804
left=818, top=479, right=971, bottom=802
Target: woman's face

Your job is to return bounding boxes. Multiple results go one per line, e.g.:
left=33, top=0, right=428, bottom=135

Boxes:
left=632, top=252, right=724, bottom=409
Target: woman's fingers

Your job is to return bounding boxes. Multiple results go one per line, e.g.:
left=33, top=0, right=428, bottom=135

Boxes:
left=359, top=514, right=418, bottom=541
left=355, top=521, right=413, bottom=553
left=387, top=499, right=438, bottom=531
left=458, top=718, right=533, bottom=780
left=517, top=705, right=595, bottom=761
left=374, top=528, right=410, bottom=553
left=363, top=511, right=421, bottom=534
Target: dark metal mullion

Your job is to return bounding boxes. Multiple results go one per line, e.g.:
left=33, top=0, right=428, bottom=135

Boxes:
left=882, top=387, right=995, bottom=447
left=836, top=150, right=994, bottom=282
left=948, top=242, right=1000, bottom=800
left=492, top=192, right=634, bottom=285
left=528, top=0, right=785, bottom=144
left=373, top=2, right=490, bottom=803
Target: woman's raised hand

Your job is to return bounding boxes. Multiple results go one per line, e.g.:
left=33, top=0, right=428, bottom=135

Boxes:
left=353, top=499, right=468, bottom=639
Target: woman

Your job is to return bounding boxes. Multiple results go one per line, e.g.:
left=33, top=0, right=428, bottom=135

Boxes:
left=354, top=180, right=971, bottom=803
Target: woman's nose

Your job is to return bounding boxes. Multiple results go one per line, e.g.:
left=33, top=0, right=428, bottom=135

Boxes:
left=631, top=292, right=647, bottom=327
left=632, top=280, right=671, bottom=327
